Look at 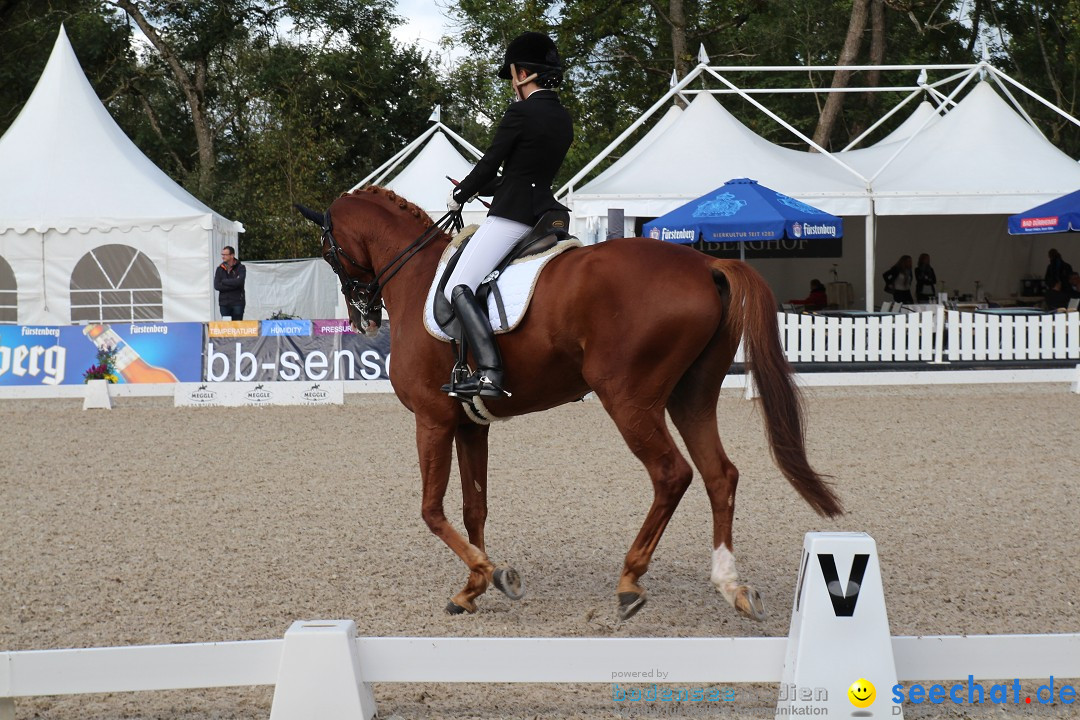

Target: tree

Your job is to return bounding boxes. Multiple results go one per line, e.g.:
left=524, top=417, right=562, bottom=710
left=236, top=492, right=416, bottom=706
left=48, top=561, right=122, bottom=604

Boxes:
left=0, top=1, right=134, bottom=135
left=972, top=0, right=1080, bottom=157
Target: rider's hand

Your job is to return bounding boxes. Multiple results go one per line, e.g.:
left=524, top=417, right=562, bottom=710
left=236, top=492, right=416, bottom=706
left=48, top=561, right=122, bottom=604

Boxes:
left=447, top=190, right=461, bottom=212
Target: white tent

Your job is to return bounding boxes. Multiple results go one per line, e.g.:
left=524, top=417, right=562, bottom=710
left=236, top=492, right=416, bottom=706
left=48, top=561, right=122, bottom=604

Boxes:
left=351, top=109, right=489, bottom=228
left=562, top=60, right=1080, bottom=309
left=0, top=26, right=242, bottom=325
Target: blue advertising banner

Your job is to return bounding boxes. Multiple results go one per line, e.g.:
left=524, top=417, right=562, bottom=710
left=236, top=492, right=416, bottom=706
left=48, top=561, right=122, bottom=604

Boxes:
left=205, top=320, right=391, bottom=382
left=0, top=322, right=204, bottom=386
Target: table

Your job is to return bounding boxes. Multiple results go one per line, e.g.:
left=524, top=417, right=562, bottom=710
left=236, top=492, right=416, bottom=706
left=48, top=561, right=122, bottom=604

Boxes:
left=975, top=307, right=1047, bottom=316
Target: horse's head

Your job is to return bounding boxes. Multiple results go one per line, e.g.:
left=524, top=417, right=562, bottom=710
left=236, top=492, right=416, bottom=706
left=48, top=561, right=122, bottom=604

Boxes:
left=295, top=200, right=381, bottom=337
left=297, top=187, right=450, bottom=338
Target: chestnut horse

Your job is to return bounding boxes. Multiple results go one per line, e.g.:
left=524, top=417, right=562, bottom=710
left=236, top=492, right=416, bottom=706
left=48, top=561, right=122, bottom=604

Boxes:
left=302, top=186, right=841, bottom=621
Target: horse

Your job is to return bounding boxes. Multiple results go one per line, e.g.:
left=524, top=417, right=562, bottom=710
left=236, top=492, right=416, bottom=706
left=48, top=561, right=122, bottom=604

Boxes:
left=300, top=185, right=842, bottom=621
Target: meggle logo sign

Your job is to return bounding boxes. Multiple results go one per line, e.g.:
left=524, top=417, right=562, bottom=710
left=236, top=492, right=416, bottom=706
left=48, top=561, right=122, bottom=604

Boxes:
left=0, top=327, right=66, bottom=385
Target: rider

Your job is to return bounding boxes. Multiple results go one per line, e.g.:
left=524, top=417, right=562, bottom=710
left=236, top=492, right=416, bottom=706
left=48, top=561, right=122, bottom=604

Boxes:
left=442, top=31, right=574, bottom=398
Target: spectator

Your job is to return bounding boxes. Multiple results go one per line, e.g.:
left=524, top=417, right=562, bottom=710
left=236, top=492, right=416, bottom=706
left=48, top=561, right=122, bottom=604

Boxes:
left=1044, top=279, right=1071, bottom=311
left=1044, top=249, right=1073, bottom=294
left=1068, top=272, right=1080, bottom=299
left=882, top=255, right=914, bottom=305
left=214, top=245, right=246, bottom=320
left=914, top=253, right=937, bottom=303
left=789, top=279, right=828, bottom=311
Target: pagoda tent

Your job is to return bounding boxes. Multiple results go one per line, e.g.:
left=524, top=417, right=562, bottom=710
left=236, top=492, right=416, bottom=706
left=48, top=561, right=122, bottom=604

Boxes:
left=0, top=26, right=243, bottom=325
left=351, top=112, right=489, bottom=229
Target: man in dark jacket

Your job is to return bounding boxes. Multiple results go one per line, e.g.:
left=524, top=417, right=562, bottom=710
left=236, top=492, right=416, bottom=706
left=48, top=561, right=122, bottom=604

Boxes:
left=441, top=31, right=573, bottom=398
left=214, top=245, right=246, bottom=320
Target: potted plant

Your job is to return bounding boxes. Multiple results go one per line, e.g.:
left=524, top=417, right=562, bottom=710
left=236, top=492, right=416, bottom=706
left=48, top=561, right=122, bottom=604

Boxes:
left=83, top=346, right=119, bottom=384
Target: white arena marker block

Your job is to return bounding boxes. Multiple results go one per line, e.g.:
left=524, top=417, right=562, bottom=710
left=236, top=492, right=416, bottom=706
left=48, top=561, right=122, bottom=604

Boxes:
left=82, top=379, right=112, bottom=410
left=778, top=532, right=900, bottom=719
left=1071, top=364, right=1080, bottom=394
left=269, top=620, right=377, bottom=720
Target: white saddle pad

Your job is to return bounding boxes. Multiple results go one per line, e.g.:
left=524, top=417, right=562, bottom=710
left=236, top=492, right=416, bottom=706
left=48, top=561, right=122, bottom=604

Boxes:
left=424, top=228, right=581, bottom=342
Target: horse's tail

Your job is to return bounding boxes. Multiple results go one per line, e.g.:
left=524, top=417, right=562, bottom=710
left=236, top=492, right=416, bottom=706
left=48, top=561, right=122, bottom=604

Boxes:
left=711, top=260, right=843, bottom=518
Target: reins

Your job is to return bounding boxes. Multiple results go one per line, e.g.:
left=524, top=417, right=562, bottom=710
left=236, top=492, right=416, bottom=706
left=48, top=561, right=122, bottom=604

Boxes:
left=322, top=207, right=462, bottom=321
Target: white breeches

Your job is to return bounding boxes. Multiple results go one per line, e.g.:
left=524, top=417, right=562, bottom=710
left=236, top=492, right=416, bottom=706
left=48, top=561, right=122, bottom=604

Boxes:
left=443, top=216, right=531, bottom=301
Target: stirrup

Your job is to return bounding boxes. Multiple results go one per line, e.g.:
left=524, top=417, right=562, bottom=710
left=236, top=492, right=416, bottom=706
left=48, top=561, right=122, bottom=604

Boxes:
left=442, top=372, right=511, bottom=399
left=441, top=356, right=471, bottom=396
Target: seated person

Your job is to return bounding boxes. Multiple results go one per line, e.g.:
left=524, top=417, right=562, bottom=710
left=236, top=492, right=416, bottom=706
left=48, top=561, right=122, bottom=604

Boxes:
left=1044, top=279, right=1071, bottom=311
left=788, top=279, right=828, bottom=311
left=1068, top=272, right=1080, bottom=299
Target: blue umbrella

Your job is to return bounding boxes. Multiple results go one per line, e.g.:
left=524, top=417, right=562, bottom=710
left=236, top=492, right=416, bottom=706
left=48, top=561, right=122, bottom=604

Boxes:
left=1008, top=188, right=1080, bottom=235
left=642, top=178, right=842, bottom=259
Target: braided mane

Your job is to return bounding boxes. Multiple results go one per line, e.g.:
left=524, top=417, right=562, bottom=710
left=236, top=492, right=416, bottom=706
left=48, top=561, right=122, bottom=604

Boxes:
left=342, top=185, right=434, bottom=228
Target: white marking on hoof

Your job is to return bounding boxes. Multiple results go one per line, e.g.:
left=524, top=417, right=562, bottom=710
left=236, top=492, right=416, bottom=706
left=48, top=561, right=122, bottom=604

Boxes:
left=710, top=545, right=740, bottom=606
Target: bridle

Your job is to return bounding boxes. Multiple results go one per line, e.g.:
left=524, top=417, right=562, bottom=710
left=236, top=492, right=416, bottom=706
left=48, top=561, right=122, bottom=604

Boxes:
left=321, top=207, right=462, bottom=324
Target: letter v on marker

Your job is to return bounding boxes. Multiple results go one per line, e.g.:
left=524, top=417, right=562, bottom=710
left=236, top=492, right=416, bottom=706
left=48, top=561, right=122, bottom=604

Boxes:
left=817, top=554, right=869, bottom=617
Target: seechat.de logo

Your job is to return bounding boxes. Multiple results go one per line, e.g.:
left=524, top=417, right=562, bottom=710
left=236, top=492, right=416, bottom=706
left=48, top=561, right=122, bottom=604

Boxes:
left=848, top=678, right=876, bottom=708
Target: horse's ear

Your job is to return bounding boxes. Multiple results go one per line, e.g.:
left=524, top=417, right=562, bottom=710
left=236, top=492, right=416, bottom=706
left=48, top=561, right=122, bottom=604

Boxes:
left=294, top=203, right=325, bottom=227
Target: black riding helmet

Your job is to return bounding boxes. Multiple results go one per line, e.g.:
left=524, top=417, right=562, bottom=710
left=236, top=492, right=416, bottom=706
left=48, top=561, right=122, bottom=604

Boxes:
left=497, top=31, right=563, bottom=88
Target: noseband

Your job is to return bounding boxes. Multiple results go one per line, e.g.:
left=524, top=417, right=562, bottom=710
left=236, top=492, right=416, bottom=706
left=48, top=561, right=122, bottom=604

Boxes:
left=321, top=208, right=462, bottom=322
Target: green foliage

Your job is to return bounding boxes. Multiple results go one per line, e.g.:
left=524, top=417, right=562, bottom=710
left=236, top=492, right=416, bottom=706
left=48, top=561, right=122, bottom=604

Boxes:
left=0, top=1, right=133, bottom=133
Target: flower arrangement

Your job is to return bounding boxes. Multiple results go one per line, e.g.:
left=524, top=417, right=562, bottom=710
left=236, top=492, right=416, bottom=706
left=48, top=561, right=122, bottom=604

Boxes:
left=83, top=346, right=120, bottom=383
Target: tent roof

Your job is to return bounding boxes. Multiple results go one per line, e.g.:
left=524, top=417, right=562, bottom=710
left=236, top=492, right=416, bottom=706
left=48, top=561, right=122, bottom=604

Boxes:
left=0, top=26, right=239, bottom=234
left=570, top=79, right=1080, bottom=220
left=585, top=104, right=682, bottom=187
left=572, top=92, right=870, bottom=219
left=382, top=129, right=487, bottom=217
left=869, top=100, right=941, bottom=146
left=835, top=81, right=1080, bottom=215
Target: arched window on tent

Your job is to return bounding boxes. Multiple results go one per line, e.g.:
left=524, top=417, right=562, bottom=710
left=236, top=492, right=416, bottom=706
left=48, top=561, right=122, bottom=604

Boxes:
left=0, top=256, right=16, bottom=324
left=70, top=245, right=163, bottom=323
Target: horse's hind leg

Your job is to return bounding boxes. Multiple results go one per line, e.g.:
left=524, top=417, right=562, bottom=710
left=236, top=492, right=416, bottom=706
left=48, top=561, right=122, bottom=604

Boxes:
left=669, top=351, right=766, bottom=621
left=598, top=398, right=694, bottom=621
left=416, top=420, right=494, bottom=614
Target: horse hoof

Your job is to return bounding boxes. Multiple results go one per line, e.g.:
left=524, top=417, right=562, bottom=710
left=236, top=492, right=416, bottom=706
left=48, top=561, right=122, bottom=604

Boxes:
left=493, top=567, right=525, bottom=600
left=617, top=591, right=647, bottom=621
left=446, top=601, right=468, bottom=615
left=734, top=585, right=766, bottom=621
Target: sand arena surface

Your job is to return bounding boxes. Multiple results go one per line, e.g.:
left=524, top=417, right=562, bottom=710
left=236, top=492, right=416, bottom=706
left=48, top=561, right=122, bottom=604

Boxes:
left=1, top=384, right=1078, bottom=719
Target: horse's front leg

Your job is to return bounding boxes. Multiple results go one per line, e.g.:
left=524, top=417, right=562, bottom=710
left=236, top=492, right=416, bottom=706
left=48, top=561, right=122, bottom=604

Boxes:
left=456, top=423, right=524, bottom=603
left=417, top=418, right=494, bottom=614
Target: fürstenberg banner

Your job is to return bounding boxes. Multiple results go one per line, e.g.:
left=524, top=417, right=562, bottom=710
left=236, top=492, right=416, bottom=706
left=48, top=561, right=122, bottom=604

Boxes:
left=0, top=322, right=203, bottom=386
left=204, top=319, right=391, bottom=382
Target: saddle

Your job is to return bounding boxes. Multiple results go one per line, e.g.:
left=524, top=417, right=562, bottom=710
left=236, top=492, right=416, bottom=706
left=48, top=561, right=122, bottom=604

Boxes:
left=432, top=209, right=572, bottom=340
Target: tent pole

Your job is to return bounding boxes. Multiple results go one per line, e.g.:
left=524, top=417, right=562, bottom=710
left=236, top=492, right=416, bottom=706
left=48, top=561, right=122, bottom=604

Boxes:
left=865, top=202, right=876, bottom=312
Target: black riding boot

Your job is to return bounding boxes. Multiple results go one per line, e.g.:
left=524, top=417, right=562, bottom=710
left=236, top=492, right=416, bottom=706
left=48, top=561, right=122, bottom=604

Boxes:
left=441, top=285, right=507, bottom=398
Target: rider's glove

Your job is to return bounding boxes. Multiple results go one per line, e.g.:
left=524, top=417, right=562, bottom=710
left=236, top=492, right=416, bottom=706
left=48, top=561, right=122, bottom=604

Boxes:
left=447, top=190, right=461, bottom=212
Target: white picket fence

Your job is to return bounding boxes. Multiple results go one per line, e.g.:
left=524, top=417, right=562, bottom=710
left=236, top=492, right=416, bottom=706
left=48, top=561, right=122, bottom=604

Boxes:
left=731, top=309, right=1080, bottom=365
